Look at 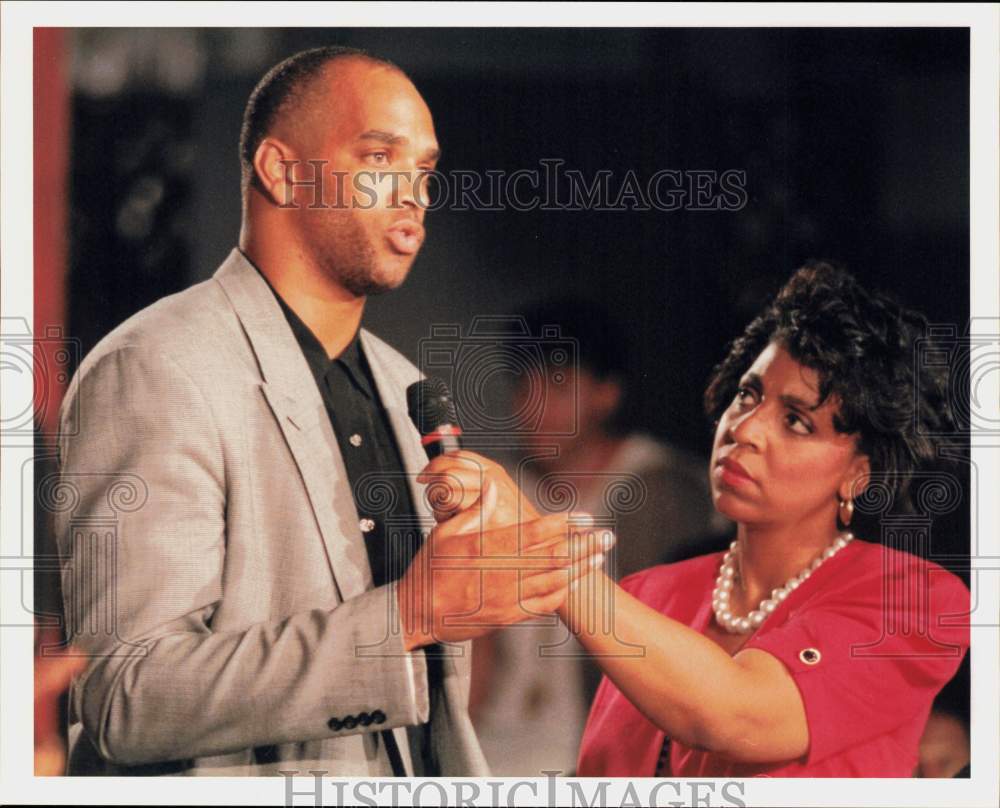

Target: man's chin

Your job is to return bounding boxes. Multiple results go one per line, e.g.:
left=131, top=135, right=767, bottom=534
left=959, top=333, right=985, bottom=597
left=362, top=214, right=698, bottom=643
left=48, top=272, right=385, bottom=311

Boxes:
left=364, top=266, right=412, bottom=297
left=335, top=255, right=415, bottom=298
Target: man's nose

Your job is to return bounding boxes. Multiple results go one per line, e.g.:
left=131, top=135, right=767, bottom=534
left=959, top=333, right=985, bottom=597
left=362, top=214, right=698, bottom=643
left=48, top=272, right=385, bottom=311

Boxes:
left=390, top=167, right=426, bottom=213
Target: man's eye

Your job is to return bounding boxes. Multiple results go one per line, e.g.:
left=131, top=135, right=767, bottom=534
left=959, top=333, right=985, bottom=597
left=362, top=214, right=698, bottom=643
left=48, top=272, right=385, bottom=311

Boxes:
left=366, top=152, right=389, bottom=165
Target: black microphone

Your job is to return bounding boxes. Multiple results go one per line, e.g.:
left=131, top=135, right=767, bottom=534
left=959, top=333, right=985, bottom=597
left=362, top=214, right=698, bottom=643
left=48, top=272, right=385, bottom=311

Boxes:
left=406, top=377, right=463, bottom=460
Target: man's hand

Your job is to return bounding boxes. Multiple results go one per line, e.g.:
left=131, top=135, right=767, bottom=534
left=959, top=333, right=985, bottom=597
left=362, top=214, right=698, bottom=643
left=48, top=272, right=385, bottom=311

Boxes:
left=397, top=480, right=614, bottom=651
left=417, top=450, right=540, bottom=528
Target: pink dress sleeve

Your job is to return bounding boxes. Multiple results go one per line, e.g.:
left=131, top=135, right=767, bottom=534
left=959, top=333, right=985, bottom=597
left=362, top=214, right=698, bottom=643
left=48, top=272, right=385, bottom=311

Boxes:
left=743, top=550, right=969, bottom=768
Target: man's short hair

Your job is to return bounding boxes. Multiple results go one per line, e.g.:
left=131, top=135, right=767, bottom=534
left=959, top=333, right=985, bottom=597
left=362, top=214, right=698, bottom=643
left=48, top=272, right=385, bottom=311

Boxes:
left=238, top=45, right=401, bottom=196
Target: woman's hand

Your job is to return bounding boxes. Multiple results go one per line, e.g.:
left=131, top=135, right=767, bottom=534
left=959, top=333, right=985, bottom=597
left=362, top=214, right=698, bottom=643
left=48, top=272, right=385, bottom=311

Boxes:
left=398, top=484, right=606, bottom=649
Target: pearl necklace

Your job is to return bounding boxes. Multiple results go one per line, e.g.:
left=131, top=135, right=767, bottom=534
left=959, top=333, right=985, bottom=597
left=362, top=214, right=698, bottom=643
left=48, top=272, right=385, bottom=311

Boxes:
left=712, top=532, right=854, bottom=635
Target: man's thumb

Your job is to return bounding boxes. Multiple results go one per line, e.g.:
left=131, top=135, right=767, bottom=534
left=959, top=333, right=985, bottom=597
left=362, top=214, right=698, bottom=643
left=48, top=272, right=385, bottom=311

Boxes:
left=438, top=478, right=497, bottom=537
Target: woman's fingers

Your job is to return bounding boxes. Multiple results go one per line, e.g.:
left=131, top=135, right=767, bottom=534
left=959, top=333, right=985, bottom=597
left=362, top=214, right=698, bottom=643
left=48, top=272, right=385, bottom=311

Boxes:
left=518, top=552, right=606, bottom=600
left=522, top=520, right=615, bottom=557
left=519, top=587, right=572, bottom=618
left=515, top=530, right=612, bottom=578
left=432, top=509, right=614, bottom=585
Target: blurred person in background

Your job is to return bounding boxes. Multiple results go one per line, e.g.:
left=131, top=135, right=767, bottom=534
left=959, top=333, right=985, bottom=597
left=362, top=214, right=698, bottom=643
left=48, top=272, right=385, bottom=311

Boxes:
left=916, top=660, right=971, bottom=777
left=464, top=296, right=727, bottom=775
left=511, top=296, right=727, bottom=576
left=917, top=706, right=970, bottom=778
left=34, top=626, right=85, bottom=776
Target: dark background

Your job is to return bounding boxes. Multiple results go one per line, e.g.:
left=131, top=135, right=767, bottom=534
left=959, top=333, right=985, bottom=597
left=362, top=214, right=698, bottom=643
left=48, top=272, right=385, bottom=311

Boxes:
left=67, top=27, right=970, bottom=453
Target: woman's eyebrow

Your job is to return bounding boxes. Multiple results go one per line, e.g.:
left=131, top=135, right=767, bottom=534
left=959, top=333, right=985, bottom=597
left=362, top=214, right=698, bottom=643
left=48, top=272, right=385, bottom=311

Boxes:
left=779, top=392, right=820, bottom=411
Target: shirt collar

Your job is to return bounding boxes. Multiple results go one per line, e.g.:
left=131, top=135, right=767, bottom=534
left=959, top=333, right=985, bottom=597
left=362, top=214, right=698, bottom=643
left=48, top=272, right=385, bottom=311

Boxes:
left=245, top=253, right=374, bottom=399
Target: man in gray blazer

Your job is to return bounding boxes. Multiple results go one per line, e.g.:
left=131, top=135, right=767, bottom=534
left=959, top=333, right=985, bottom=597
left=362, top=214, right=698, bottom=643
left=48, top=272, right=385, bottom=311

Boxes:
left=54, top=46, right=601, bottom=776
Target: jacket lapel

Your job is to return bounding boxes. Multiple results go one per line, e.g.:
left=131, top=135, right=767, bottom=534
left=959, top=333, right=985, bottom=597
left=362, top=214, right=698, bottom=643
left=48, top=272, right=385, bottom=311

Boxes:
left=359, top=330, right=434, bottom=527
left=213, top=249, right=372, bottom=601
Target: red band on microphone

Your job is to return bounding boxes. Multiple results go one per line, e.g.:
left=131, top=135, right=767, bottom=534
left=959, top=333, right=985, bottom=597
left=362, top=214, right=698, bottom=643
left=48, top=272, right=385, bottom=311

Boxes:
left=421, top=426, right=463, bottom=445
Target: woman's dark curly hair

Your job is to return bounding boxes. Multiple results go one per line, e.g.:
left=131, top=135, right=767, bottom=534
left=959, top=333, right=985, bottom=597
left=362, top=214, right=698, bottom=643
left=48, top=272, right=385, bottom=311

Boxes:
left=704, top=261, right=956, bottom=513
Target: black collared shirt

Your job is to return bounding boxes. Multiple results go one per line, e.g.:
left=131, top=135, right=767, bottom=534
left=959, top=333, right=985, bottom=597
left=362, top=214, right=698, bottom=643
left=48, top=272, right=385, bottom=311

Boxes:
left=264, top=278, right=420, bottom=589
left=253, top=264, right=439, bottom=776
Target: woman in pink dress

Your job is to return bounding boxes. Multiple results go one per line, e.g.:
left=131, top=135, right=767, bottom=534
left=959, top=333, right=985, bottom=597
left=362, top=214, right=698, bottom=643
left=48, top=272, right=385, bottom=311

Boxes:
left=566, top=262, right=970, bottom=777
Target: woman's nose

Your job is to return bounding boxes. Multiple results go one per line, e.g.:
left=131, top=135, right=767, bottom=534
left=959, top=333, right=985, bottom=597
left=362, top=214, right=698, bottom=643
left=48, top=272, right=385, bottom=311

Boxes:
left=727, top=404, right=765, bottom=449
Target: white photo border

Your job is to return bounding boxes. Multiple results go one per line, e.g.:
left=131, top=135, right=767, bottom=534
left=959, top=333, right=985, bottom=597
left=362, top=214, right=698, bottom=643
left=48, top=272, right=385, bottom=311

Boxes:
left=2, top=3, right=997, bottom=806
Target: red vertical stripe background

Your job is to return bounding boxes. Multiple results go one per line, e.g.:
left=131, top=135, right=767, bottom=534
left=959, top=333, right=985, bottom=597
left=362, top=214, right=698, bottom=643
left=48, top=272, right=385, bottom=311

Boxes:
left=33, top=27, right=69, bottom=438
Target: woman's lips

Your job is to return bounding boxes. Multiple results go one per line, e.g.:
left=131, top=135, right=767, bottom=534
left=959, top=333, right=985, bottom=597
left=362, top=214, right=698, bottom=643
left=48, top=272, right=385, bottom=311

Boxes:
left=386, top=220, right=424, bottom=255
left=717, top=457, right=755, bottom=487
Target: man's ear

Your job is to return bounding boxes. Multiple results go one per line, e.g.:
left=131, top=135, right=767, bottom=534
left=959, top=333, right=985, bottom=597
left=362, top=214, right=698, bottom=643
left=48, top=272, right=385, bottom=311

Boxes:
left=840, top=453, right=871, bottom=502
left=252, top=137, right=298, bottom=207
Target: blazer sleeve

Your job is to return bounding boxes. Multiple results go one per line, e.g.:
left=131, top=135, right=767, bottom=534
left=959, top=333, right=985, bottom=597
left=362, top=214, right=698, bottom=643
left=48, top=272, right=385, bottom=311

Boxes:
left=55, top=344, right=429, bottom=766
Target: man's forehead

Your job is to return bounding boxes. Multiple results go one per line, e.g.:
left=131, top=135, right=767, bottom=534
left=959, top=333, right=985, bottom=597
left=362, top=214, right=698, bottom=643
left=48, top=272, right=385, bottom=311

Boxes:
left=316, top=55, right=395, bottom=90
left=316, top=59, right=423, bottom=111
left=309, top=59, right=435, bottom=138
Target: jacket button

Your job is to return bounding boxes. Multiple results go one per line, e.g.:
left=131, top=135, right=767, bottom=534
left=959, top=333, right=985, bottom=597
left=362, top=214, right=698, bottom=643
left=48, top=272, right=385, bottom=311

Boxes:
left=342, top=715, right=359, bottom=729
left=327, top=717, right=343, bottom=731
left=372, top=710, right=387, bottom=725
left=359, top=712, right=373, bottom=727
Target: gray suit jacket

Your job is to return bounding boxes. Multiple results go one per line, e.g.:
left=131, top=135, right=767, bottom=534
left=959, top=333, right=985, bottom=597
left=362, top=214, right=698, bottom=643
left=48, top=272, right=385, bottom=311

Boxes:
left=54, top=248, right=489, bottom=776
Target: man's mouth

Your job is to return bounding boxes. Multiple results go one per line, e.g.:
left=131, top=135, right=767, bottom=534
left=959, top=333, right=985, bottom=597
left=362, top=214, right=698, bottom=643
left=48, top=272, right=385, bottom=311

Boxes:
left=386, top=220, right=425, bottom=255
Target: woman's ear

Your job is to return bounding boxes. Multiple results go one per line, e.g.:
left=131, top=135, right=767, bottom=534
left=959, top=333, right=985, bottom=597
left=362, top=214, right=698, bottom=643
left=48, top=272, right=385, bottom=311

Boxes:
left=839, top=453, right=871, bottom=502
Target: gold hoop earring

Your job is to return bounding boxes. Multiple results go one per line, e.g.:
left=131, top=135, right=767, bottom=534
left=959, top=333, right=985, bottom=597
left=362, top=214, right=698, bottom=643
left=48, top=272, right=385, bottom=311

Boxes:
left=838, top=498, right=854, bottom=528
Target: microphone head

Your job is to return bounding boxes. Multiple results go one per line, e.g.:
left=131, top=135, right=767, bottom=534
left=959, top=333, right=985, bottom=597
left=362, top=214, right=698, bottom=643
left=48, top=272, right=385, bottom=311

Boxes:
left=407, top=377, right=460, bottom=435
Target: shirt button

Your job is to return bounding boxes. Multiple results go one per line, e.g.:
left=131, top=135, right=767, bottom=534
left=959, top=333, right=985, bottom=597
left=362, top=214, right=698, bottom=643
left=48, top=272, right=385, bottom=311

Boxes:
left=359, top=518, right=376, bottom=533
left=799, top=648, right=822, bottom=665
left=349, top=433, right=363, bottom=447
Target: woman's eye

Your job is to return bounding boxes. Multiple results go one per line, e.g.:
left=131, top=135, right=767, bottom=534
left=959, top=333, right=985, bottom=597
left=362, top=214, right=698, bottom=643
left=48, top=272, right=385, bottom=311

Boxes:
left=786, top=412, right=813, bottom=435
left=735, top=387, right=757, bottom=408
